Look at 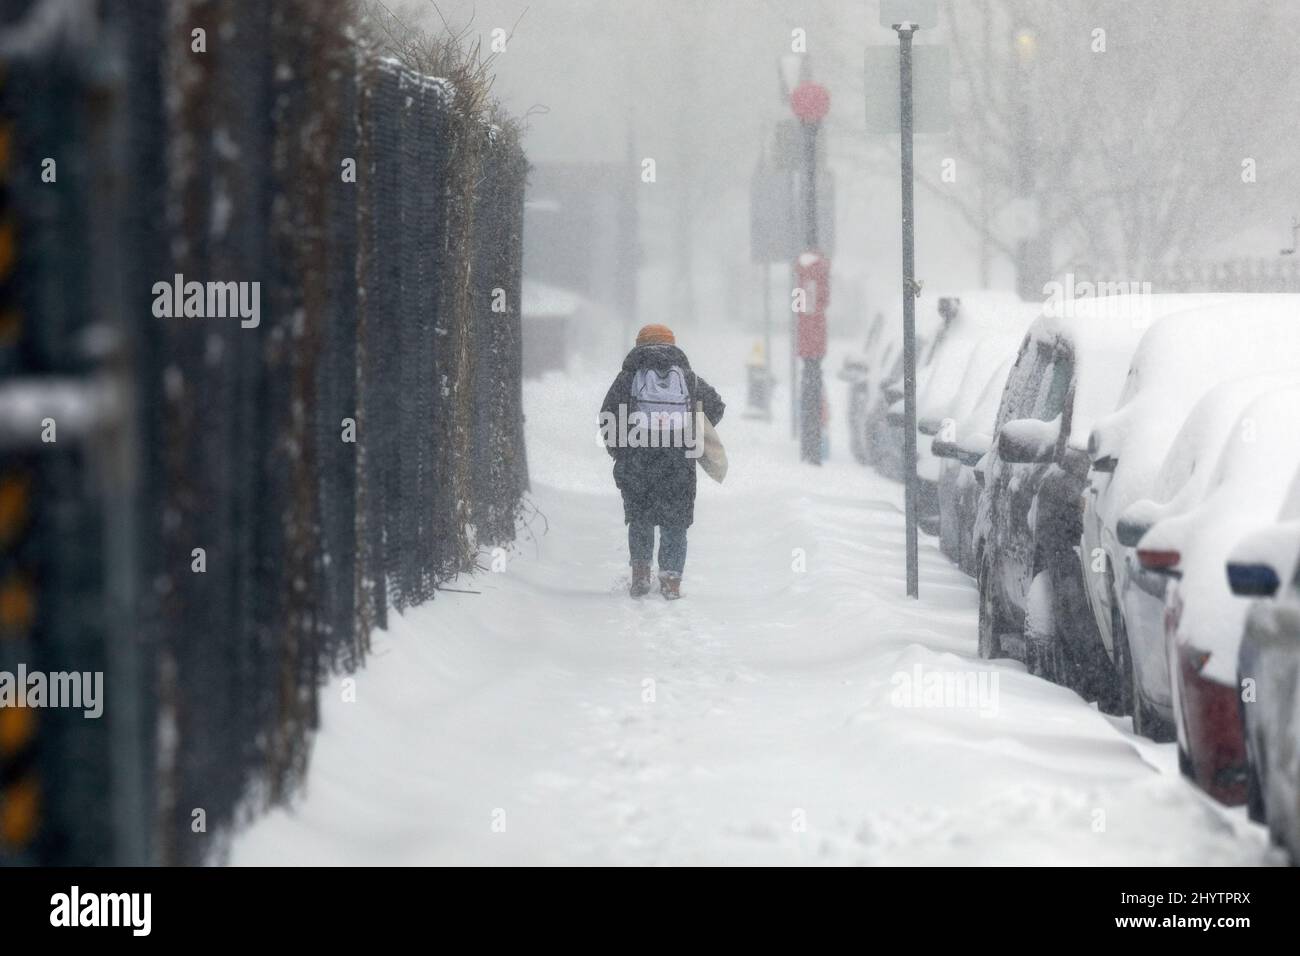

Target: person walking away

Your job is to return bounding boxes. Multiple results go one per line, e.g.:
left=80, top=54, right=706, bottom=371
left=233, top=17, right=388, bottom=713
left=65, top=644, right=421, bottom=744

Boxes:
left=600, top=324, right=725, bottom=599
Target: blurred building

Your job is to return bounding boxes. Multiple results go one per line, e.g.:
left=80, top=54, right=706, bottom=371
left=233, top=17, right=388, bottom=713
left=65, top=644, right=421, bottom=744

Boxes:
left=523, top=160, right=638, bottom=369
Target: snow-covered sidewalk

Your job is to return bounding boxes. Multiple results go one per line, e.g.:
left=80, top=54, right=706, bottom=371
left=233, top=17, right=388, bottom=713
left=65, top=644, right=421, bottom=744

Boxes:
left=233, top=338, right=1278, bottom=866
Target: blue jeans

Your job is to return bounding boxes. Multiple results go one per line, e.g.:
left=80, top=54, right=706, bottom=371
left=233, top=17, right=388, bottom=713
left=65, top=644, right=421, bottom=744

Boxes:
left=629, top=523, right=688, bottom=575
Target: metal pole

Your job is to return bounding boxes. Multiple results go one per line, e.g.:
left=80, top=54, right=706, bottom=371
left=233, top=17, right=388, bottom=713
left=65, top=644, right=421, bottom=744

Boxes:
left=978, top=0, right=991, bottom=289
left=800, top=355, right=822, bottom=462
left=763, top=261, right=772, bottom=418
left=800, top=121, right=822, bottom=464
left=897, top=22, right=920, bottom=598
left=804, top=123, right=820, bottom=250
left=1010, top=29, right=1037, bottom=299
left=790, top=261, right=798, bottom=438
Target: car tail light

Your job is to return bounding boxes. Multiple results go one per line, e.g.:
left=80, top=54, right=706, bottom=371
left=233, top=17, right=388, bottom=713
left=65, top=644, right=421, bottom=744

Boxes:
left=1137, top=548, right=1180, bottom=572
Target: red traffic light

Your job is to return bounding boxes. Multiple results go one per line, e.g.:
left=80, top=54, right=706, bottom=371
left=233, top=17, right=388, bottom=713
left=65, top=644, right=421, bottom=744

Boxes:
left=790, top=82, right=830, bottom=122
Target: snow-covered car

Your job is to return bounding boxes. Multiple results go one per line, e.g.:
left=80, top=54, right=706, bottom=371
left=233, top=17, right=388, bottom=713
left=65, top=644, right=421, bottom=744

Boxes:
left=916, top=333, right=1038, bottom=540
left=1135, top=383, right=1300, bottom=805
left=870, top=295, right=961, bottom=480
left=1229, top=483, right=1300, bottom=860
left=932, top=355, right=1012, bottom=574
left=848, top=294, right=962, bottom=475
left=842, top=308, right=904, bottom=468
left=881, top=292, right=1041, bottom=522
left=1107, top=373, right=1300, bottom=742
left=973, top=301, right=1148, bottom=697
left=1080, top=295, right=1300, bottom=739
left=840, top=309, right=897, bottom=465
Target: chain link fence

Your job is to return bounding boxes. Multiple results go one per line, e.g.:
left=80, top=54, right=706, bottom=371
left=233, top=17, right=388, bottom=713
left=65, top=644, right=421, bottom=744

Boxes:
left=0, top=0, right=528, bottom=865
left=1150, top=258, right=1300, bottom=293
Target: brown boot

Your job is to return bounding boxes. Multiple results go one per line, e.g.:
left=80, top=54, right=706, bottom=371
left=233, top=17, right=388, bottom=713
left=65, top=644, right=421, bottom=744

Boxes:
left=630, top=562, right=653, bottom=597
left=659, top=572, right=681, bottom=600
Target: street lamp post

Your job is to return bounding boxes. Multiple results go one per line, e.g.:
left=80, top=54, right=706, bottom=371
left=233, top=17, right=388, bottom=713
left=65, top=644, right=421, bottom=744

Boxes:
left=1011, top=27, right=1040, bottom=300
left=876, top=0, right=943, bottom=598
left=895, top=21, right=920, bottom=598
left=791, top=80, right=830, bottom=465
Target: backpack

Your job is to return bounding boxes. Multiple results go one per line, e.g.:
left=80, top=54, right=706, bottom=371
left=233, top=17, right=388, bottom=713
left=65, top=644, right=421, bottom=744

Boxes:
left=630, top=365, right=691, bottom=429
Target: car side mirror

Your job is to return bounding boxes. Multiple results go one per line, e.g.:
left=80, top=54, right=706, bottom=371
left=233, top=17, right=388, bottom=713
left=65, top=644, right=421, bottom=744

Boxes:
left=931, top=438, right=959, bottom=460
left=932, top=435, right=982, bottom=467
left=997, top=418, right=1057, bottom=464
left=1117, top=517, right=1149, bottom=548
left=1133, top=514, right=1185, bottom=577
left=1062, top=446, right=1092, bottom=480
left=918, top=416, right=942, bottom=437
left=1226, top=562, right=1280, bottom=598
left=949, top=433, right=991, bottom=468
left=1225, top=521, right=1300, bottom=598
left=1087, top=428, right=1117, bottom=473
left=1117, top=499, right=1161, bottom=548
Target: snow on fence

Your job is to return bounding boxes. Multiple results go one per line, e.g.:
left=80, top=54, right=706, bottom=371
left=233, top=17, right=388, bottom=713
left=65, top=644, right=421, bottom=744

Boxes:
left=0, top=0, right=527, bottom=865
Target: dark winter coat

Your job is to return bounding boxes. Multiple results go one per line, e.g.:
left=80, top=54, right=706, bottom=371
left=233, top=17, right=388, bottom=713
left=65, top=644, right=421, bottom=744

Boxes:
left=600, top=344, right=725, bottom=528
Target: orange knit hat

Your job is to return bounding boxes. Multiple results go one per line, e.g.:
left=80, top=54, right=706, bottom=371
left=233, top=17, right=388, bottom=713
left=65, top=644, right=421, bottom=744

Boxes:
left=636, top=324, right=675, bottom=347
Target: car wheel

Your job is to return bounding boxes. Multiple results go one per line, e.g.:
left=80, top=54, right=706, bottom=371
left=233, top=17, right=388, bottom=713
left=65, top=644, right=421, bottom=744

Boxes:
left=1023, top=570, right=1053, bottom=681
left=1237, top=672, right=1267, bottom=824
left=1113, top=592, right=1175, bottom=742
left=849, top=386, right=870, bottom=465
left=1112, top=616, right=1135, bottom=717
left=1092, top=575, right=1126, bottom=715
left=978, top=557, right=1003, bottom=659
left=1094, top=670, right=1125, bottom=717
left=1024, top=562, right=1074, bottom=688
left=1024, top=636, right=1042, bottom=677
left=1027, top=635, right=1067, bottom=685
left=1042, top=630, right=1079, bottom=689
left=1245, top=751, right=1266, bottom=825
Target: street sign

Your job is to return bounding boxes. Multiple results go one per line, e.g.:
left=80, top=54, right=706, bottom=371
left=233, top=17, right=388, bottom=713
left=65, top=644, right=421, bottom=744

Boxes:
left=795, top=167, right=835, bottom=258
left=864, top=45, right=951, bottom=134
left=779, top=53, right=808, bottom=100
left=771, top=119, right=801, bottom=170
left=879, top=0, right=938, bottom=29
left=751, top=149, right=835, bottom=262
left=750, top=161, right=797, bottom=264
